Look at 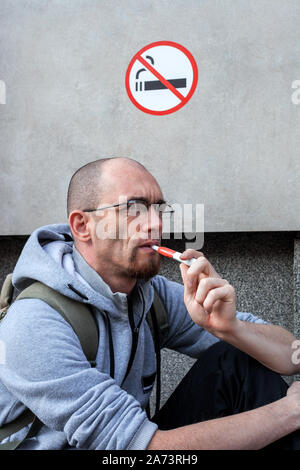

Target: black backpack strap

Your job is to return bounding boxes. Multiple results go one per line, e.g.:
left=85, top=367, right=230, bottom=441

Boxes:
left=149, top=304, right=162, bottom=417
left=146, top=286, right=169, bottom=349
left=146, top=286, right=169, bottom=417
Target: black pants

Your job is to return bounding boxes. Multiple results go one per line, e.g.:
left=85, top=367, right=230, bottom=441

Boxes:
left=152, top=341, right=300, bottom=449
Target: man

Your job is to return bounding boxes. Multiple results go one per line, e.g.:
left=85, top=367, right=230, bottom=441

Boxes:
left=0, top=157, right=299, bottom=450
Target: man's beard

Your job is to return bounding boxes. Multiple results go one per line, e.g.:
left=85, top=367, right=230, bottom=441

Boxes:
left=125, top=248, right=161, bottom=280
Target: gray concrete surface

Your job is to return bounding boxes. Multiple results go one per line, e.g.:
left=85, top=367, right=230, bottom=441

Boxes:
left=1, top=0, right=300, bottom=234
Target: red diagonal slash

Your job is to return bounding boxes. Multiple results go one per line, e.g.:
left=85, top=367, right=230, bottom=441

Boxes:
left=137, top=54, right=186, bottom=102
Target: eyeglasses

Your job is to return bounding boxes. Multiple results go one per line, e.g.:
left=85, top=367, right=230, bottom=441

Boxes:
left=82, top=198, right=175, bottom=218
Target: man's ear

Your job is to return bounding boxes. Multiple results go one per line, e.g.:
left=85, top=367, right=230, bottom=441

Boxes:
left=68, top=210, right=92, bottom=243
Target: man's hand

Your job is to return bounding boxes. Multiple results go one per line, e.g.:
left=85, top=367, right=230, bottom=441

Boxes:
left=179, top=249, right=300, bottom=376
left=179, top=249, right=237, bottom=335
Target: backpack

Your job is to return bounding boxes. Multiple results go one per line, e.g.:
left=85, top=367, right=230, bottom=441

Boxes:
left=0, top=273, right=169, bottom=450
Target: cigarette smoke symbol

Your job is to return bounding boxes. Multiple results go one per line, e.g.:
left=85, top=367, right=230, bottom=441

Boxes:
left=135, top=56, right=187, bottom=92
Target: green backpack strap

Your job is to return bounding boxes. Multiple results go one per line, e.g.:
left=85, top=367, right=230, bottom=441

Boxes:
left=0, top=408, right=41, bottom=450
left=16, top=281, right=99, bottom=366
left=0, top=274, right=14, bottom=318
left=0, top=279, right=99, bottom=449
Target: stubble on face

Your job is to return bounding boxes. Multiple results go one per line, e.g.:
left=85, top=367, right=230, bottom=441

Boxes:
left=126, top=245, right=161, bottom=280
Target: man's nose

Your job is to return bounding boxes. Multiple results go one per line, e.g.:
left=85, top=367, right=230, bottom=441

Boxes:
left=145, top=205, right=162, bottom=237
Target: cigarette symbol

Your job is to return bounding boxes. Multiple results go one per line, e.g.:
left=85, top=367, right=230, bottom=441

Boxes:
left=135, top=56, right=187, bottom=92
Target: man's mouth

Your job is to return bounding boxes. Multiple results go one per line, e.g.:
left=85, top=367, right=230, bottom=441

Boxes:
left=137, top=240, right=160, bottom=253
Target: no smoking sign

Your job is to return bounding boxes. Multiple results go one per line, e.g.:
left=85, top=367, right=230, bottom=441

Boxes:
left=125, top=41, right=198, bottom=115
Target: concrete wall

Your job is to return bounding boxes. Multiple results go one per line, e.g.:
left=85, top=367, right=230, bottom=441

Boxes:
left=0, top=0, right=299, bottom=235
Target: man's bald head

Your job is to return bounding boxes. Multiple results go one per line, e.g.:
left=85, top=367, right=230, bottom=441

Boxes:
left=67, top=157, right=150, bottom=216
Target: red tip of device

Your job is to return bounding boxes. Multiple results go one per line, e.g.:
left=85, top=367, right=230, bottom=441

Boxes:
left=157, top=246, right=176, bottom=258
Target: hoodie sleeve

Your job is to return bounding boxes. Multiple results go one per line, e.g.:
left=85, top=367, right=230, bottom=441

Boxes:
left=0, top=299, right=157, bottom=450
left=152, top=275, right=268, bottom=358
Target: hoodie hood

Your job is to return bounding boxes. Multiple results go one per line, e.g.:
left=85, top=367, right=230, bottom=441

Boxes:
left=12, top=223, right=154, bottom=314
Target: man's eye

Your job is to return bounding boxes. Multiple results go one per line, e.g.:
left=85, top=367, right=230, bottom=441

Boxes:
left=127, top=201, right=148, bottom=215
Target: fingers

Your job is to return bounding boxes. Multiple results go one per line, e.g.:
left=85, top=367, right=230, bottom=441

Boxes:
left=180, top=251, right=221, bottom=287
left=180, top=251, right=223, bottom=308
left=195, top=277, right=234, bottom=313
left=195, top=277, right=228, bottom=305
left=180, top=263, right=198, bottom=298
left=200, top=283, right=235, bottom=313
left=179, top=249, right=204, bottom=260
left=180, top=263, right=235, bottom=310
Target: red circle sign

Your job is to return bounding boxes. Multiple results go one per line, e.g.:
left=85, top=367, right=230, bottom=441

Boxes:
left=125, top=41, right=198, bottom=115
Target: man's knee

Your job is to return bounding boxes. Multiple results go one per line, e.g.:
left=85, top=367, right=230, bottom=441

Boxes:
left=196, top=340, right=250, bottom=370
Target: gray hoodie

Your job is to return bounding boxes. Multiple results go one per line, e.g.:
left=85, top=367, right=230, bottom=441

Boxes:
left=0, top=224, right=267, bottom=450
